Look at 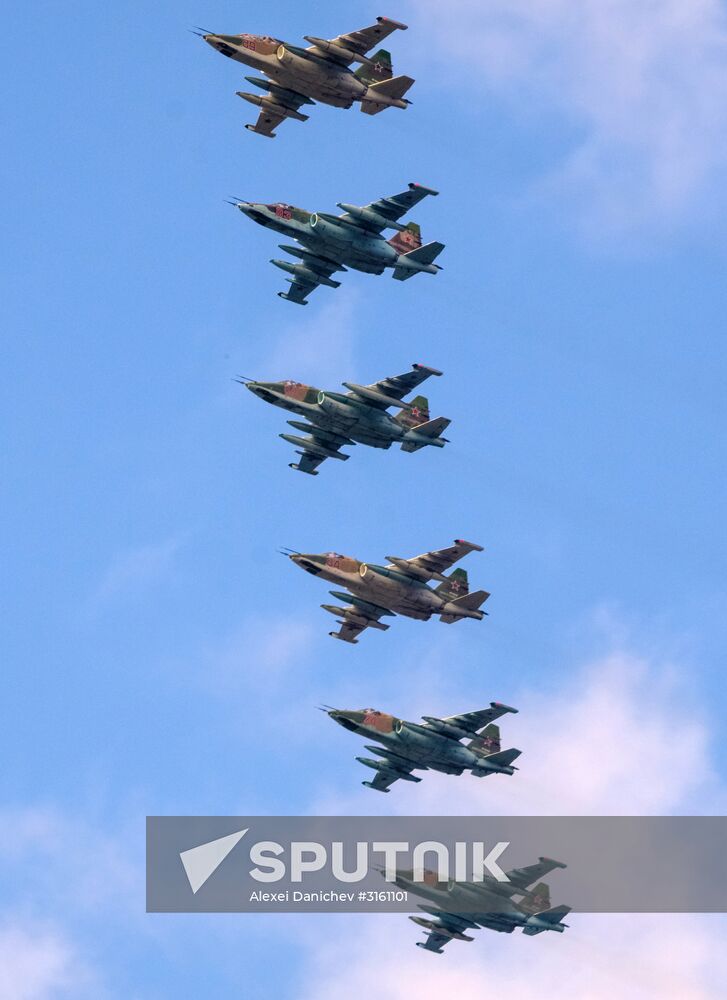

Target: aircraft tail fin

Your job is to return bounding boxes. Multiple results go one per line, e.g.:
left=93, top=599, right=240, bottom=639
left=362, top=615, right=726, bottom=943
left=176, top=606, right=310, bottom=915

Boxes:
left=440, top=589, right=490, bottom=623
left=394, top=394, right=430, bottom=428
left=435, top=568, right=469, bottom=600
left=388, top=222, right=422, bottom=255
left=354, top=49, right=393, bottom=85
left=392, top=241, right=445, bottom=281
left=520, top=882, right=551, bottom=915
left=466, top=722, right=500, bottom=754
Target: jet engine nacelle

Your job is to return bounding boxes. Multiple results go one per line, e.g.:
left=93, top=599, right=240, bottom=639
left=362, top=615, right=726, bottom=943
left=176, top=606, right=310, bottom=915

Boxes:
left=393, top=720, right=434, bottom=749
left=308, top=214, right=355, bottom=246
left=275, top=44, right=309, bottom=72
left=316, top=391, right=356, bottom=421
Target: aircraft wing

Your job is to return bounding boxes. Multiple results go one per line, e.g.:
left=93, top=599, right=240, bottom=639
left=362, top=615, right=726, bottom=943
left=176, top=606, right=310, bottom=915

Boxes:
left=326, top=17, right=408, bottom=63
left=275, top=252, right=343, bottom=305
left=412, top=909, right=478, bottom=953
left=442, top=702, right=518, bottom=734
left=505, top=857, right=567, bottom=893
left=360, top=755, right=417, bottom=793
left=339, top=182, right=438, bottom=233
left=322, top=599, right=394, bottom=645
left=391, top=538, right=484, bottom=581
left=349, top=363, right=442, bottom=408
left=282, top=423, right=353, bottom=476
left=241, top=87, right=312, bottom=138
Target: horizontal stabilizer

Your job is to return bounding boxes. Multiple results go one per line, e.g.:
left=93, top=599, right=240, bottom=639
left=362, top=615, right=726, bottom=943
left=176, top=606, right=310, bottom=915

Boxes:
left=440, top=589, right=490, bottom=623
left=522, top=904, right=571, bottom=935
left=401, top=415, right=451, bottom=452
left=393, top=241, right=445, bottom=281
left=484, top=747, right=521, bottom=768
left=361, top=74, right=414, bottom=115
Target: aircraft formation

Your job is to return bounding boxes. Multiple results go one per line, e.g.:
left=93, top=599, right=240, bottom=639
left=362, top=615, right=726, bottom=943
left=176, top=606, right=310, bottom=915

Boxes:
left=197, top=14, right=573, bottom=960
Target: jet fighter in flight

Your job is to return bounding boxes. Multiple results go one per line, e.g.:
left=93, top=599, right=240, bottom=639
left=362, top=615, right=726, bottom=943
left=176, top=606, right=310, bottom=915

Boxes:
left=326, top=701, right=521, bottom=793
left=288, top=539, right=489, bottom=643
left=394, top=856, right=570, bottom=953
left=199, top=16, right=412, bottom=137
left=240, top=362, right=449, bottom=475
left=231, top=182, right=443, bottom=304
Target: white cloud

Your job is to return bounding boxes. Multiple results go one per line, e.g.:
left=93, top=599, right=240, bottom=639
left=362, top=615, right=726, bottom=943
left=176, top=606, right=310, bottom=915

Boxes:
left=412, top=0, right=727, bottom=231
left=0, top=921, right=96, bottom=1000
left=295, top=640, right=727, bottom=997
left=295, top=911, right=727, bottom=1000
left=313, top=647, right=722, bottom=815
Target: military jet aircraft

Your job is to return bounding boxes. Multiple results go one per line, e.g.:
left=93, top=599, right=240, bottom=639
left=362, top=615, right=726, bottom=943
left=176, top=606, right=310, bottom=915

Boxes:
left=393, top=856, right=570, bottom=953
left=198, top=16, right=412, bottom=137
left=239, top=362, right=449, bottom=475
left=288, top=539, right=489, bottom=643
left=325, top=702, right=521, bottom=793
left=231, top=182, right=443, bottom=304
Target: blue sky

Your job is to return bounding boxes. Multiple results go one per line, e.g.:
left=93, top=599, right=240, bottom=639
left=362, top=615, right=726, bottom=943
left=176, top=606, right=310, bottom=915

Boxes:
left=3, top=2, right=727, bottom=997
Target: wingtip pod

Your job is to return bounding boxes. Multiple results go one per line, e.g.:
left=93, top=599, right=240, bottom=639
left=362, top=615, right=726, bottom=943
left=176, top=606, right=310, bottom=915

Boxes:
left=408, top=182, right=439, bottom=195
left=362, top=780, right=390, bottom=793
left=244, top=123, right=276, bottom=138
left=330, top=631, right=359, bottom=644
left=412, top=362, right=443, bottom=376
left=377, top=16, right=408, bottom=30
left=289, top=462, right=319, bottom=476
left=539, top=856, right=567, bottom=869
left=491, top=701, right=519, bottom=715
left=454, top=538, right=484, bottom=552
left=278, top=292, right=308, bottom=305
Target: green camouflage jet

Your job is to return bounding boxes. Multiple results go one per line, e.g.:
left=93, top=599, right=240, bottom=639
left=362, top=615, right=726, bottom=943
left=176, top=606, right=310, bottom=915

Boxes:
left=325, top=702, right=520, bottom=793
left=197, top=17, right=412, bottom=137
left=230, top=182, right=443, bottom=304
left=288, top=539, right=489, bottom=643
left=393, top=857, right=570, bottom=953
left=239, top=363, right=449, bottom=475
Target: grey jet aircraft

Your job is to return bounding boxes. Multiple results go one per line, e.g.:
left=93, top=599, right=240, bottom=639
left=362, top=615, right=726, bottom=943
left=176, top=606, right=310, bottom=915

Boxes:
left=326, top=702, right=521, bottom=793
left=394, top=856, right=570, bottom=953
left=198, top=16, right=412, bottom=137
left=239, top=362, right=449, bottom=475
left=230, top=182, right=443, bottom=304
left=288, top=539, right=489, bottom=643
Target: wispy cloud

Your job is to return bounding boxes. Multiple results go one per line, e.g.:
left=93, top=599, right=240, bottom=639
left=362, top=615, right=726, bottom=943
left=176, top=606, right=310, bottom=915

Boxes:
left=87, top=536, right=183, bottom=609
left=413, top=0, right=727, bottom=233
left=296, top=911, right=727, bottom=1000
left=0, top=921, right=97, bottom=1000
left=256, top=288, right=360, bottom=386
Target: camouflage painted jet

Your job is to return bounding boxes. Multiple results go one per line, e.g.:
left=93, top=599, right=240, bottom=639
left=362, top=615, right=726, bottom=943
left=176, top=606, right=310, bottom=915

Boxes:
left=240, top=362, right=449, bottom=475
left=231, top=182, right=443, bottom=304
left=198, top=17, right=412, bottom=138
left=325, top=702, right=520, bottom=793
left=289, top=539, right=489, bottom=643
left=394, top=857, right=570, bottom=953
